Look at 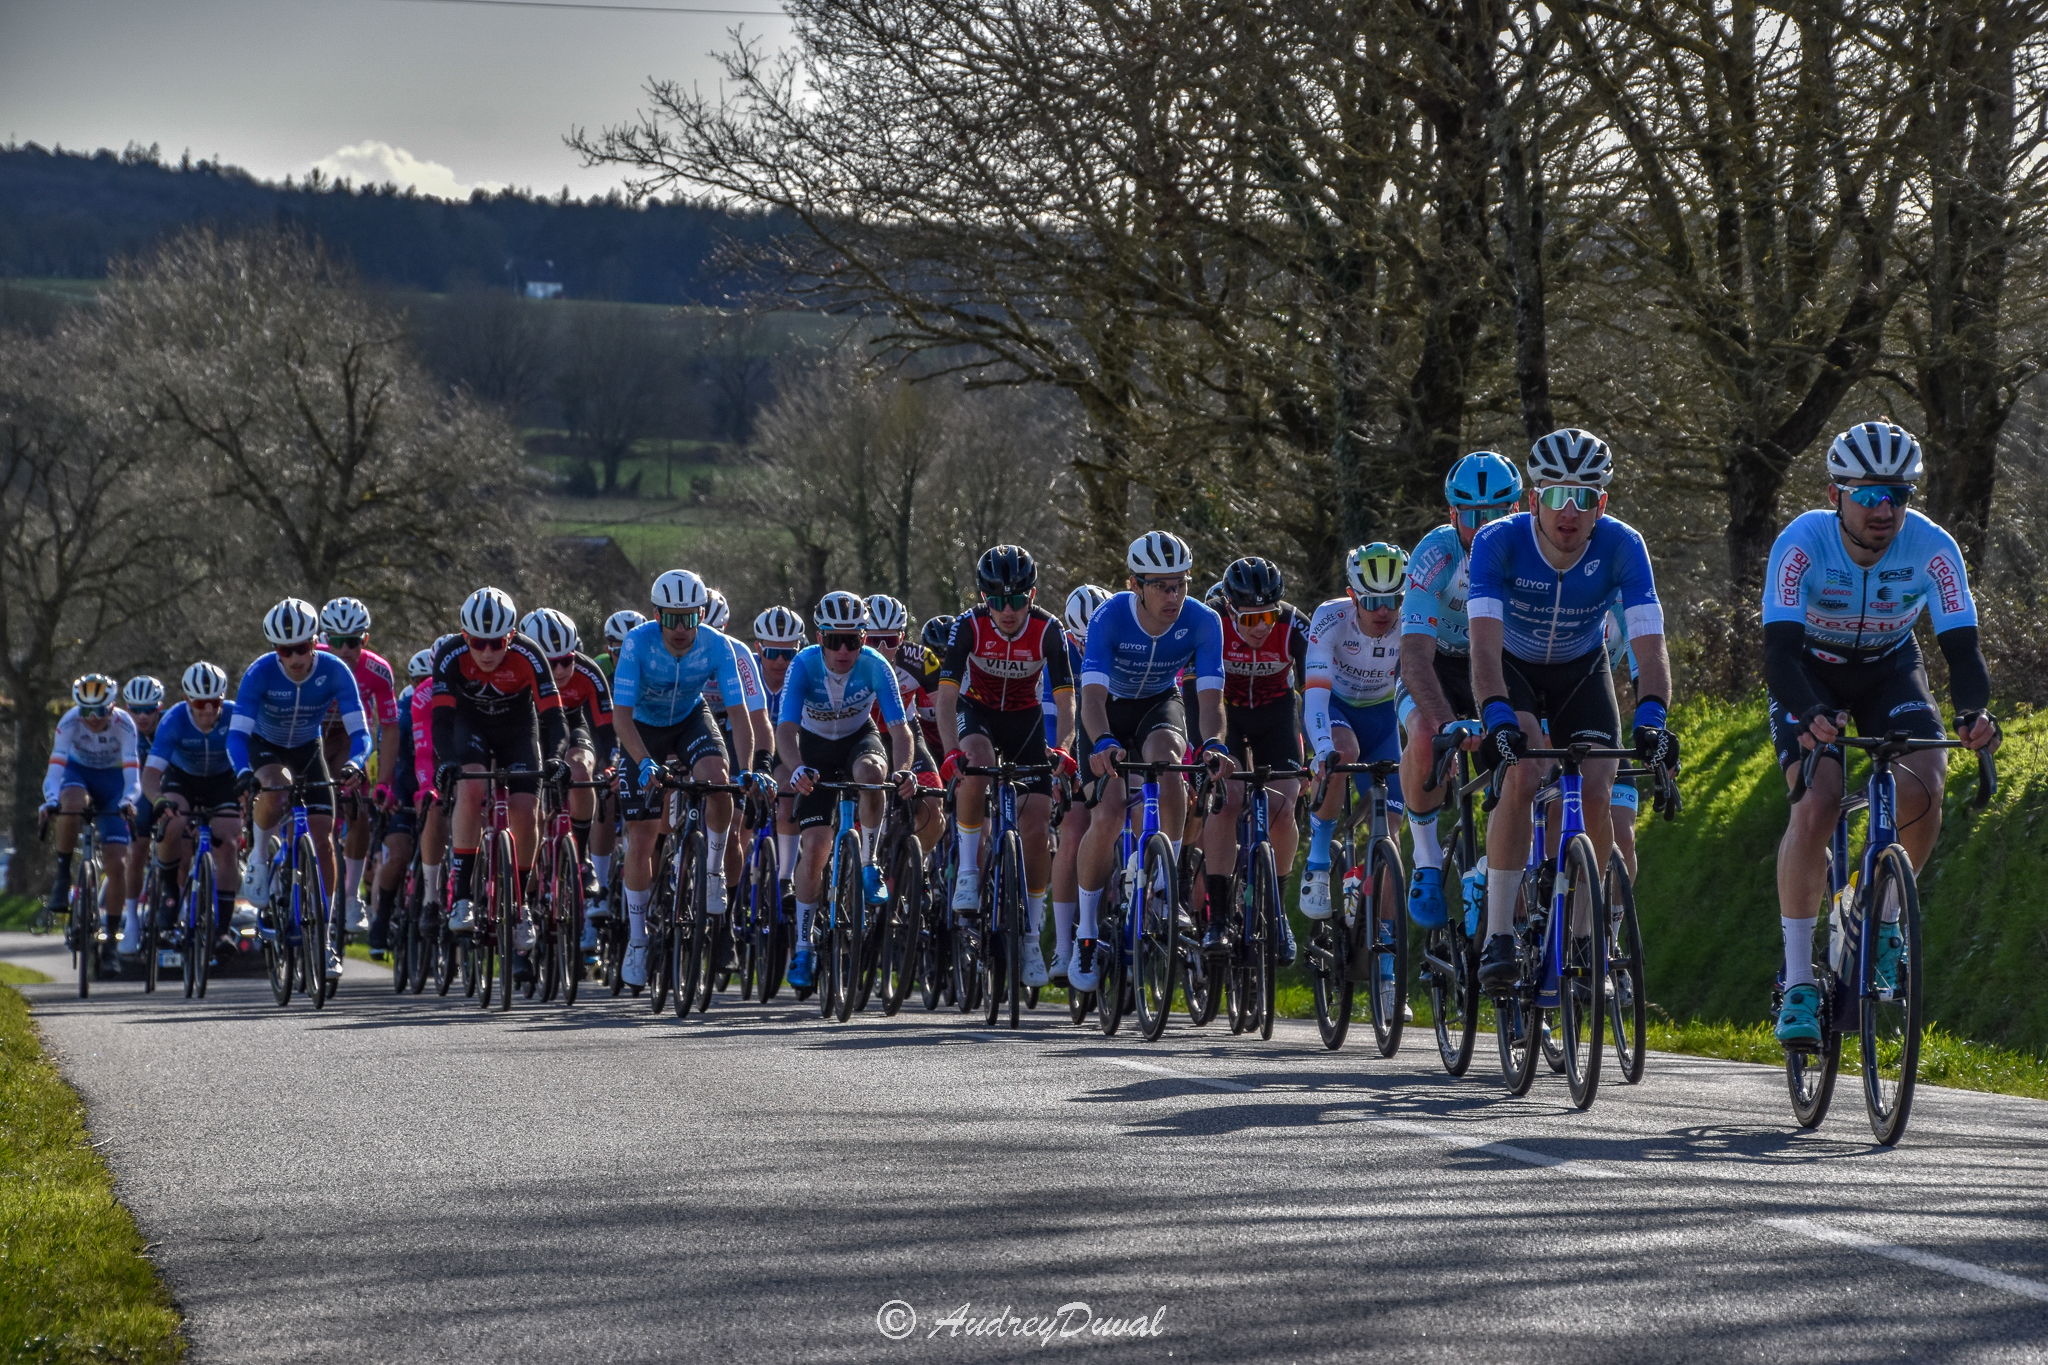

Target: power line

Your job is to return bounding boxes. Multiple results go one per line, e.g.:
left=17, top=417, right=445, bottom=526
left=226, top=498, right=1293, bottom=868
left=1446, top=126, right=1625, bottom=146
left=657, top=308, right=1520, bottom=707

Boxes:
left=382, top=0, right=785, bottom=15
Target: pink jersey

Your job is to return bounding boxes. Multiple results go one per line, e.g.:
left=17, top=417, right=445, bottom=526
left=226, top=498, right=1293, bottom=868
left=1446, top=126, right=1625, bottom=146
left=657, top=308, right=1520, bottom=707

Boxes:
left=412, top=681, right=436, bottom=790
left=317, top=643, right=400, bottom=730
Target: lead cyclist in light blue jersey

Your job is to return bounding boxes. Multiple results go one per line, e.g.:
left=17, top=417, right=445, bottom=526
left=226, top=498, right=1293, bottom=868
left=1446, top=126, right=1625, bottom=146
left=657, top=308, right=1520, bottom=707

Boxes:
left=1466, top=429, right=1677, bottom=992
left=1762, top=421, right=1999, bottom=1047
left=1396, top=451, right=1522, bottom=929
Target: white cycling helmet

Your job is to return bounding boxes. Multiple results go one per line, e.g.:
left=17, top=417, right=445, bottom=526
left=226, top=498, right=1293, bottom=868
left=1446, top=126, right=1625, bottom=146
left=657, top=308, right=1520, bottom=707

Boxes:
left=406, top=648, right=435, bottom=680
left=865, top=594, right=909, bottom=634
left=754, top=606, right=805, bottom=643
left=459, top=586, right=518, bottom=638
left=1527, top=428, right=1614, bottom=488
left=71, top=673, right=117, bottom=711
left=522, top=608, right=579, bottom=659
left=1063, top=583, right=1111, bottom=635
left=814, top=590, right=868, bottom=631
left=263, top=597, right=322, bottom=647
left=1827, top=420, right=1924, bottom=482
left=650, top=569, right=710, bottom=613
left=123, top=675, right=165, bottom=709
left=320, top=596, right=371, bottom=637
left=1127, top=530, right=1195, bottom=576
left=1346, top=542, right=1409, bottom=597
left=604, top=610, right=646, bottom=651
left=703, top=589, right=731, bottom=631
left=180, top=661, right=228, bottom=701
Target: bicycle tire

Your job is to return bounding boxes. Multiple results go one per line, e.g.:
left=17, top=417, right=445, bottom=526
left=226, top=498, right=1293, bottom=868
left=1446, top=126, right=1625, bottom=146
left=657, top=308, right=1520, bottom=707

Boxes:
left=734, top=843, right=759, bottom=1000
left=1098, top=864, right=1128, bottom=1037
left=1225, top=869, right=1251, bottom=1036
left=1180, top=846, right=1216, bottom=1027
left=1366, top=836, right=1407, bottom=1058
left=671, top=828, right=703, bottom=1017
left=1309, top=912, right=1352, bottom=1050
left=692, top=830, right=720, bottom=1014
left=1253, top=844, right=1280, bottom=1043
left=1603, top=851, right=1646, bottom=1084
left=1133, top=833, right=1177, bottom=1043
left=1002, top=830, right=1026, bottom=1029
left=556, top=834, right=584, bottom=1007
left=759, top=855, right=788, bottom=1003
left=1427, top=853, right=1476, bottom=1075
left=192, top=855, right=217, bottom=1000
left=883, top=833, right=922, bottom=1015
left=294, top=835, right=328, bottom=1010
left=1556, top=833, right=1607, bottom=1110
left=75, top=878, right=97, bottom=1000
left=1860, top=844, right=1922, bottom=1146
left=140, top=862, right=160, bottom=994
left=647, top=834, right=674, bottom=1013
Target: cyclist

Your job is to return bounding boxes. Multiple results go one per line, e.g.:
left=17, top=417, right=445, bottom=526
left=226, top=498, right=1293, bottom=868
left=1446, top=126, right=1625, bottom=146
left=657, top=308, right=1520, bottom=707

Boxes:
left=610, top=571, right=762, bottom=989
left=1202, top=557, right=1305, bottom=965
left=597, top=610, right=647, bottom=683
left=40, top=675, right=141, bottom=946
left=317, top=597, right=401, bottom=941
left=1049, top=584, right=1109, bottom=983
left=364, top=647, right=434, bottom=960
left=1070, top=532, right=1233, bottom=993
left=430, top=587, right=568, bottom=986
left=1763, top=420, right=1999, bottom=1046
left=699, top=588, right=775, bottom=898
left=754, top=605, right=807, bottom=896
left=775, top=590, right=919, bottom=992
left=228, top=598, right=372, bottom=983
left=1396, top=451, right=1522, bottom=929
left=522, top=607, right=617, bottom=920
left=115, top=676, right=165, bottom=958
left=408, top=645, right=450, bottom=922
left=912, top=614, right=953, bottom=754
left=141, top=663, right=242, bottom=959
left=935, top=546, right=1076, bottom=989
left=1468, top=428, right=1674, bottom=992
left=868, top=594, right=946, bottom=850
left=1601, top=597, right=1643, bottom=880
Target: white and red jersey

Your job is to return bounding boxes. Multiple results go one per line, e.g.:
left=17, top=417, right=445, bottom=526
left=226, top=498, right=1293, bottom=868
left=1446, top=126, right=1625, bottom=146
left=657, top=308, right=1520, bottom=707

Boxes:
left=1219, top=603, right=1308, bottom=709
left=318, top=643, right=400, bottom=732
left=938, top=605, right=1074, bottom=712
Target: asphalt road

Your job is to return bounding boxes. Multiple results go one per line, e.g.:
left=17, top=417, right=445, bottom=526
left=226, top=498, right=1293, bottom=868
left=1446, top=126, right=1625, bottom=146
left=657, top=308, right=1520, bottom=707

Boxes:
left=4, top=928, right=2045, bottom=1364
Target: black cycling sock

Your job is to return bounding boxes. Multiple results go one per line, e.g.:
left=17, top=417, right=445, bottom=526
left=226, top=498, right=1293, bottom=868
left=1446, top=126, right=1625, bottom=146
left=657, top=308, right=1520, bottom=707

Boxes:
left=1205, top=874, right=1231, bottom=925
left=451, top=850, right=474, bottom=901
left=571, top=817, right=591, bottom=851
left=376, top=885, right=396, bottom=917
left=215, top=893, right=236, bottom=933
left=55, top=851, right=72, bottom=878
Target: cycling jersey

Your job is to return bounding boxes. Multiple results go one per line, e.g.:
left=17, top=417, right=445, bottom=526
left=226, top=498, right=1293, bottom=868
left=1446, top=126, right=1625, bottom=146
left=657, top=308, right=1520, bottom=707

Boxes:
left=1220, top=604, right=1307, bottom=708
left=317, top=643, right=400, bottom=731
left=1401, top=523, right=1475, bottom=656
left=1303, top=598, right=1401, bottom=758
left=44, top=706, right=142, bottom=807
left=392, top=684, right=420, bottom=796
left=1078, top=594, right=1224, bottom=699
left=611, top=621, right=744, bottom=729
left=777, top=645, right=906, bottom=740
left=1467, top=513, right=1664, bottom=664
left=554, top=651, right=617, bottom=754
left=1761, top=508, right=1977, bottom=663
left=146, top=701, right=237, bottom=778
left=1602, top=594, right=1639, bottom=681
left=882, top=653, right=931, bottom=733
left=939, top=605, right=1074, bottom=711
left=702, top=628, right=768, bottom=716
left=228, top=651, right=370, bottom=773
left=428, top=631, right=566, bottom=763
left=410, top=680, right=436, bottom=790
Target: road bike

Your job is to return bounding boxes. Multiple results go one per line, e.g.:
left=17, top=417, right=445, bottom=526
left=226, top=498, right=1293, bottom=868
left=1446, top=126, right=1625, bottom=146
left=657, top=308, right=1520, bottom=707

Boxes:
left=43, top=806, right=111, bottom=999
left=873, top=786, right=941, bottom=1016
left=1219, top=765, right=1305, bottom=1041
left=1089, top=759, right=1206, bottom=1041
left=643, top=766, right=746, bottom=1018
left=445, top=766, right=523, bottom=1012
left=1305, top=760, right=1407, bottom=1055
left=252, top=769, right=335, bottom=1010
left=955, top=762, right=1053, bottom=1030
left=1781, top=730, right=1993, bottom=1144
left=807, top=781, right=894, bottom=1022
left=530, top=772, right=606, bottom=1006
left=732, top=783, right=791, bottom=1002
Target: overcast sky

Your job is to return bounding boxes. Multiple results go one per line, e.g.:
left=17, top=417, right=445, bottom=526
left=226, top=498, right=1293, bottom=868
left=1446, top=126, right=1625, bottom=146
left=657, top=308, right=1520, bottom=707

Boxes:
left=0, top=0, right=790, bottom=198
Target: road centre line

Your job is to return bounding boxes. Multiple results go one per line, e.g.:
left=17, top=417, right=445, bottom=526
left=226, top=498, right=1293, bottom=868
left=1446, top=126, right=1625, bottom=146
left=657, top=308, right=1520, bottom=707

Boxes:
left=1759, top=1217, right=2048, bottom=1303
left=1091, top=1055, right=1256, bottom=1091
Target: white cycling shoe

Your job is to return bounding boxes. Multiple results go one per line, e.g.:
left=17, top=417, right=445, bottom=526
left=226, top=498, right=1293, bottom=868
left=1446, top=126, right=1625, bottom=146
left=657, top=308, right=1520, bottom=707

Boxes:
left=513, top=918, right=537, bottom=953
left=1069, top=938, right=1100, bottom=991
left=951, top=870, right=981, bottom=913
left=1299, top=868, right=1334, bottom=920
left=1022, top=941, right=1050, bottom=988
left=1048, top=944, right=1071, bottom=985
left=446, top=899, right=475, bottom=934
left=325, top=943, right=344, bottom=981
left=344, top=899, right=370, bottom=934
left=622, top=942, right=649, bottom=987
left=707, top=872, right=727, bottom=921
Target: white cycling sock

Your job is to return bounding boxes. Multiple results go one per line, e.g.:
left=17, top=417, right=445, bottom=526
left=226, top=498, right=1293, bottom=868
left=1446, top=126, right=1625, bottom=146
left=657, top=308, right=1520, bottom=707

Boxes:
left=626, top=886, right=651, bottom=945
left=1026, top=890, right=1046, bottom=938
left=1486, top=862, right=1519, bottom=938
left=1408, top=810, right=1443, bottom=871
left=1783, top=916, right=1816, bottom=988
left=1053, top=901, right=1078, bottom=957
left=859, top=823, right=877, bottom=862
left=1078, top=886, right=1103, bottom=940
left=797, top=900, right=817, bottom=945
left=1169, top=838, right=1181, bottom=865
left=253, top=823, right=279, bottom=872
left=590, top=852, right=611, bottom=888
left=343, top=856, right=366, bottom=905
left=776, top=832, right=799, bottom=876
left=956, top=823, right=983, bottom=881
left=424, top=863, right=443, bottom=903
left=706, top=829, right=727, bottom=877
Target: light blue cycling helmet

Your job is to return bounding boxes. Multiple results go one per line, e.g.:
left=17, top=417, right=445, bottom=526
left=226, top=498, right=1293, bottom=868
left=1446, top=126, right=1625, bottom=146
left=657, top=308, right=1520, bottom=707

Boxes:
left=1444, top=451, right=1523, bottom=508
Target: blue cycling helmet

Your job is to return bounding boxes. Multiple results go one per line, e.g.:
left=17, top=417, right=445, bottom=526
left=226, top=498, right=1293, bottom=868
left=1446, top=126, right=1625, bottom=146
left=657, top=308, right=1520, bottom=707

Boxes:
left=1444, top=451, right=1523, bottom=508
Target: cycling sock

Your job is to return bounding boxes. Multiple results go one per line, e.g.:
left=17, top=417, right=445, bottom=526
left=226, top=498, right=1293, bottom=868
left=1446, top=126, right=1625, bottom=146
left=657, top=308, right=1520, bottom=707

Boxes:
left=776, top=833, right=799, bottom=876
left=590, top=852, right=611, bottom=888
left=121, top=901, right=140, bottom=938
left=1053, top=900, right=1077, bottom=957
left=796, top=900, right=817, bottom=946
left=424, top=863, right=443, bottom=903
left=1408, top=809, right=1443, bottom=870
left=1307, top=815, right=1335, bottom=870
left=253, top=824, right=279, bottom=872
left=1486, top=862, right=1519, bottom=937
left=707, top=828, right=727, bottom=876
left=571, top=818, right=591, bottom=853
left=1205, top=874, right=1231, bottom=925
left=1782, top=917, right=1816, bottom=988
left=626, top=886, right=652, bottom=945
left=1169, top=838, right=1181, bottom=866
left=956, top=822, right=983, bottom=881
left=1077, top=886, right=1103, bottom=940
left=859, top=823, right=878, bottom=863
left=215, top=892, right=235, bottom=932
left=343, top=856, right=366, bottom=905
left=1025, top=891, right=1045, bottom=938
left=376, top=885, right=396, bottom=917
left=451, top=850, right=475, bottom=902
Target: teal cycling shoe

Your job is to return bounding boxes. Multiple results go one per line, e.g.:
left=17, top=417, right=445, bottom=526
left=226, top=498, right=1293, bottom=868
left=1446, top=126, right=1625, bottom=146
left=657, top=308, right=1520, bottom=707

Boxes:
left=1775, top=982, right=1822, bottom=1047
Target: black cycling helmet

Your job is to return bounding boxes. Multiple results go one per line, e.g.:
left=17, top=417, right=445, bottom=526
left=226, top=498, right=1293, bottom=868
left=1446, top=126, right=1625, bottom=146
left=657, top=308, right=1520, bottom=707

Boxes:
left=921, top=614, right=956, bottom=651
left=1222, top=556, right=1284, bottom=610
left=975, top=544, right=1037, bottom=596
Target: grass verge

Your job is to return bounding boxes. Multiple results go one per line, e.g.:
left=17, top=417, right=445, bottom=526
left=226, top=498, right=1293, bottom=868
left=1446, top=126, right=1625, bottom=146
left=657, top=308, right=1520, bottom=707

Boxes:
left=1646, top=1015, right=2048, bottom=1100
left=0, top=963, right=53, bottom=986
left=0, top=983, right=185, bottom=1363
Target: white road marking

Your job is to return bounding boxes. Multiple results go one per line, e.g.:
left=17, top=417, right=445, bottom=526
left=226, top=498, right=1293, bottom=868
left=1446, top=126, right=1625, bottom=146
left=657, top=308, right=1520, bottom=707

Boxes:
left=1759, top=1217, right=2048, bottom=1303
left=1372, top=1117, right=1626, bottom=1178
left=1091, top=1056, right=1255, bottom=1091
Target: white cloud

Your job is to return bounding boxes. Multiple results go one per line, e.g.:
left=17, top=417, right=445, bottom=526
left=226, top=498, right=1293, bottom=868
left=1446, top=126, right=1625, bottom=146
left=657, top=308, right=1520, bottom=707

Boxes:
left=309, top=141, right=503, bottom=200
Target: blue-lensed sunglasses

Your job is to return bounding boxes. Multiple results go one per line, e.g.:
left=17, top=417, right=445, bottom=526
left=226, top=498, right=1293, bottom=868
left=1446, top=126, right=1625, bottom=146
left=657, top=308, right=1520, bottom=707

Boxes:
left=1453, top=504, right=1515, bottom=529
left=1841, top=483, right=1915, bottom=509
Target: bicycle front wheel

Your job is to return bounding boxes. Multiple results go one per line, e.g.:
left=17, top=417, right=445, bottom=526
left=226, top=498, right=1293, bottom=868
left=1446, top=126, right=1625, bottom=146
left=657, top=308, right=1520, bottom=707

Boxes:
left=189, top=858, right=218, bottom=1000
left=677, top=830, right=709, bottom=1018
left=76, top=883, right=98, bottom=1000
left=1860, top=844, right=1922, bottom=1146
left=1428, top=854, right=1477, bottom=1074
left=1556, top=833, right=1607, bottom=1111
left=1001, top=830, right=1025, bottom=1030
left=831, top=833, right=862, bottom=1023
left=294, top=835, right=328, bottom=1010
left=554, top=835, right=584, bottom=1007
left=141, top=864, right=161, bottom=995
left=1365, top=837, right=1407, bottom=1058
left=882, top=833, right=922, bottom=1015
left=1252, top=845, right=1280, bottom=1043
left=1097, top=869, right=1128, bottom=1038
left=1133, top=834, right=1177, bottom=1043
left=1603, top=851, right=1646, bottom=1084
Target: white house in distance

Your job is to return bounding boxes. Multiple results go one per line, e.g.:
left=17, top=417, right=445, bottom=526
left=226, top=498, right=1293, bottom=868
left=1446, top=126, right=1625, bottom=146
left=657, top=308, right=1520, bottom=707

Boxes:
left=524, top=280, right=563, bottom=299
left=507, top=257, right=565, bottom=298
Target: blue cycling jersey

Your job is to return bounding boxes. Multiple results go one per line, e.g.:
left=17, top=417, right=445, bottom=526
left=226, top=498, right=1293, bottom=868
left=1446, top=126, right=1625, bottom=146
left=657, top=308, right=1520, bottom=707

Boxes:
left=1467, top=513, right=1664, bottom=664
left=147, top=700, right=237, bottom=778
left=777, top=645, right=906, bottom=739
left=611, top=621, right=745, bottom=729
left=1761, top=508, right=1976, bottom=662
left=1400, top=523, right=1475, bottom=656
left=1078, top=594, right=1224, bottom=699
left=227, top=651, right=369, bottom=772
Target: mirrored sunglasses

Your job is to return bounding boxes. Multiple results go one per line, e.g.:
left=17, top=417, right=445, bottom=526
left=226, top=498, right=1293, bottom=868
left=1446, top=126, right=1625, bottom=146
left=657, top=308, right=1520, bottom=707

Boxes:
left=1536, top=485, right=1602, bottom=511
left=658, top=609, right=702, bottom=631
left=1842, top=483, right=1915, bottom=509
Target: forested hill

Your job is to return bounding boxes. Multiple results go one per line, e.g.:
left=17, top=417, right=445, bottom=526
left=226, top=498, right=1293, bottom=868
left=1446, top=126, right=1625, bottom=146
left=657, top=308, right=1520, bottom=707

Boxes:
left=0, top=142, right=783, bottom=304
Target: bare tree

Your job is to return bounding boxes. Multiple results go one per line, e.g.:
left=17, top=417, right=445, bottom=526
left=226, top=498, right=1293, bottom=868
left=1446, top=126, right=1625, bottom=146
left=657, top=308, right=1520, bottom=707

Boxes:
left=553, top=302, right=675, bottom=495
left=414, top=283, right=557, bottom=416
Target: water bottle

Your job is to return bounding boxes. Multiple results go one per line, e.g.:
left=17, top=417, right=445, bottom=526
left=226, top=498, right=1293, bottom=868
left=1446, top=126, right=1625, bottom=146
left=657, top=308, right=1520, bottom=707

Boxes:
left=1462, top=867, right=1487, bottom=938
left=1827, top=872, right=1858, bottom=975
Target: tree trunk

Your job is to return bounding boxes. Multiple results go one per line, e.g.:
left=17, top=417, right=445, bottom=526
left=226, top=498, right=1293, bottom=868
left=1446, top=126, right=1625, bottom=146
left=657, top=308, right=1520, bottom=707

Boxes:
left=1724, top=429, right=1785, bottom=602
left=1483, top=0, right=1556, bottom=440
left=8, top=708, right=55, bottom=897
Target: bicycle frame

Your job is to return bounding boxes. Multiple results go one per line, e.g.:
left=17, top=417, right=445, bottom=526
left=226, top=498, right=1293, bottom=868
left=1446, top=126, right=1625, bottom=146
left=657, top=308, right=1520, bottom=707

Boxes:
left=960, top=762, right=1053, bottom=1029
left=254, top=770, right=333, bottom=1009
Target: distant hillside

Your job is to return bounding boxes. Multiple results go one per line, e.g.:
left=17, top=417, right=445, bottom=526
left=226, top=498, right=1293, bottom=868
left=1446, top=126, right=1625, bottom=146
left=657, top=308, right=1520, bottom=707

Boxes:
left=0, top=142, right=786, bottom=305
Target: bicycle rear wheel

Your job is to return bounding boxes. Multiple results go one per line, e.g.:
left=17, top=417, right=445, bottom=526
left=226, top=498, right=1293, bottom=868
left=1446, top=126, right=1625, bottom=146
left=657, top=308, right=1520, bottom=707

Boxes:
left=882, top=833, right=922, bottom=1015
left=1427, top=856, right=1477, bottom=1074
left=140, top=863, right=161, bottom=994
left=1365, top=837, right=1407, bottom=1058
left=554, top=835, right=583, bottom=1007
left=189, top=859, right=217, bottom=1000
left=1180, top=847, right=1217, bottom=1027
left=1860, top=844, right=1922, bottom=1146
left=1557, top=833, right=1607, bottom=1110
left=647, top=835, right=674, bottom=1013
left=1133, top=833, right=1177, bottom=1042
left=1309, top=912, right=1353, bottom=1051
left=1097, top=868, right=1128, bottom=1037
left=1603, top=851, right=1646, bottom=1084
left=831, top=834, right=861, bottom=1023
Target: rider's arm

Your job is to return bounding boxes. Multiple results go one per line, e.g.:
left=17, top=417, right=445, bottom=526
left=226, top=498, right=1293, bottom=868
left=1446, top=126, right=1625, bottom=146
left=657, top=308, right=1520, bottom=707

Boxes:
left=723, top=700, right=756, bottom=761
left=141, top=764, right=164, bottom=801
left=1631, top=634, right=1673, bottom=726
left=1302, top=601, right=1338, bottom=758
left=1080, top=682, right=1111, bottom=751
left=612, top=705, right=651, bottom=766
left=1937, top=627, right=1992, bottom=714
left=117, top=713, right=142, bottom=807
left=1467, top=617, right=1509, bottom=712
left=226, top=663, right=262, bottom=774
left=888, top=719, right=915, bottom=772
left=775, top=719, right=804, bottom=768
left=1195, top=686, right=1227, bottom=749
left=1398, top=633, right=1451, bottom=727
left=328, top=659, right=373, bottom=770
left=42, top=716, right=73, bottom=807
left=934, top=680, right=961, bottom=751
left=1054, top=686, right=1076, bottom=755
